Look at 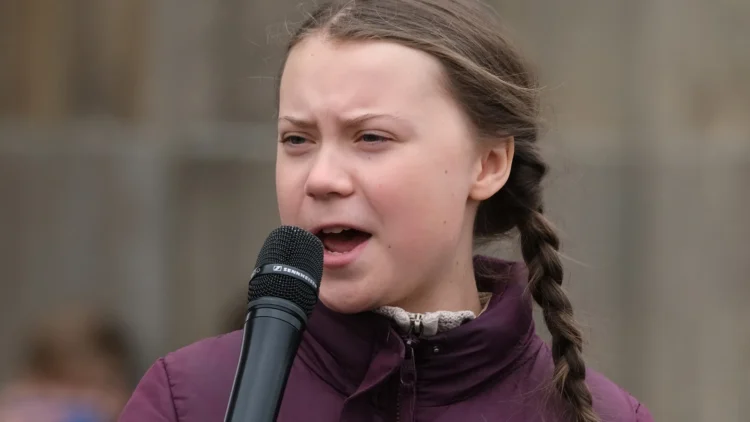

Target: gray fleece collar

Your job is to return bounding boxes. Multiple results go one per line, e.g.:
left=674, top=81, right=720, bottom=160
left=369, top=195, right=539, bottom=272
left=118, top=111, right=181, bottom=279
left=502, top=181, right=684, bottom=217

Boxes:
left=373, top=292, right=493, bottom=338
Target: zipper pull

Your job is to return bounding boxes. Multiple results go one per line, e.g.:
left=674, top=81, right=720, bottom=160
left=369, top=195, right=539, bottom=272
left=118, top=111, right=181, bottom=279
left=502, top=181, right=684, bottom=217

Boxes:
left=400, top=336, right=417, bottom=385
left=400, top=313, right=422, bottom=386
left=409, top=313, right=424, bottom=337
left=397, top=335, right=418, bottom=422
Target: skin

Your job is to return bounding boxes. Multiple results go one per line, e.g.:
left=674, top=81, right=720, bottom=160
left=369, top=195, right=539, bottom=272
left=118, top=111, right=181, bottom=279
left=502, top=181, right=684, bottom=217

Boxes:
left=276, top=34, right=514, bottom=315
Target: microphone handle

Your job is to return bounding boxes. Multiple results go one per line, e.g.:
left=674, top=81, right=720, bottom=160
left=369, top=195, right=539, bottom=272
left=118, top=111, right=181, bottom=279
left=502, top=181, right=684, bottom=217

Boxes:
left=224, top=298, right=307, bottom=422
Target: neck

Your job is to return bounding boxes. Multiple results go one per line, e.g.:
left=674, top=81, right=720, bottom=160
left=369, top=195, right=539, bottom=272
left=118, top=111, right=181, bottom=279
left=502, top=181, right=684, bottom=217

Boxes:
left=387, top=232, right=482, bottom=315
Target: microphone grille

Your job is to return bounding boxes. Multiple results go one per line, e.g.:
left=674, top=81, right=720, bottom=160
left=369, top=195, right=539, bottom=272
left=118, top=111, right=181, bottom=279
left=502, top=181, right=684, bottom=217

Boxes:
left=249, top=226, right=324, bottom=316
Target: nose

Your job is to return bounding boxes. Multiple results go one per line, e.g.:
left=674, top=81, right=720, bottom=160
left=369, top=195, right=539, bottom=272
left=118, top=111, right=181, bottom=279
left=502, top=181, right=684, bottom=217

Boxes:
left=304, top=147, right=354, bottom=200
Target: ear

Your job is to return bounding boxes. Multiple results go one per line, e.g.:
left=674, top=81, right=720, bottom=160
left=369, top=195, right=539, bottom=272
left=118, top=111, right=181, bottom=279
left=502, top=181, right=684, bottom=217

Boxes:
left=469, top=137, right=514, bottom=201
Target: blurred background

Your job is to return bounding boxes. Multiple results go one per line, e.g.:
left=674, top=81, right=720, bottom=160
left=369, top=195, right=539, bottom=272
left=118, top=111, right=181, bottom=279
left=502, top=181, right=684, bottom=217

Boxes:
left=0, top=0, right=748, bottom=421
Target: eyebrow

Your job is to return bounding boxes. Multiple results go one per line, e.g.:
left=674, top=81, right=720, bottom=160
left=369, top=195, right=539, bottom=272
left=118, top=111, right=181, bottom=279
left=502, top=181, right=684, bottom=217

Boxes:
left=278, top=116, right=316, bottom=129
left=278, top=113, right=409, bottom=130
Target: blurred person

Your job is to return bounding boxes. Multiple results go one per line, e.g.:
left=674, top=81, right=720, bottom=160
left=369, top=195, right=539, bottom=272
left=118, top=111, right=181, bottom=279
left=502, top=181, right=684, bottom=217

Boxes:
left=0, top=308, right=135, bottom=422
left=119, top=1, right=653, bottom=421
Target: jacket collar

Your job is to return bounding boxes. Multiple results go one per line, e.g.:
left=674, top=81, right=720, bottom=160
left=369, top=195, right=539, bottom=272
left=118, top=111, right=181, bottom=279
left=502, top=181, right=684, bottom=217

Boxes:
left=298, top=256, right=539, bottom=406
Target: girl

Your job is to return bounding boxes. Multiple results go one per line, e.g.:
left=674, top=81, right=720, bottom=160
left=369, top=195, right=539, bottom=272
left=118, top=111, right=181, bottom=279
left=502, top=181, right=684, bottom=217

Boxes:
left=119, top=1, right=653, bottom=421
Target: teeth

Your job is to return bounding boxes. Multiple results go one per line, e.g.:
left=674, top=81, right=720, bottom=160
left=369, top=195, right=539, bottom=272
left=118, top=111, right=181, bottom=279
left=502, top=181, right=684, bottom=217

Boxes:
left=321, top=227, right=349, bottom=234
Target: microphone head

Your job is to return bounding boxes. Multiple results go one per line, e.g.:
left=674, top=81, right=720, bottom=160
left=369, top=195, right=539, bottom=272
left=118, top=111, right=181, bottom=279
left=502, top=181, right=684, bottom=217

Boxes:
left=249, top=226, right=324, bottom=317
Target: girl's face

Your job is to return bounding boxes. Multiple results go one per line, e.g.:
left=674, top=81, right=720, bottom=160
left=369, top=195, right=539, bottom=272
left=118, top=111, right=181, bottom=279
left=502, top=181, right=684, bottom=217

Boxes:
left=276, top=35, right=511, bottom=313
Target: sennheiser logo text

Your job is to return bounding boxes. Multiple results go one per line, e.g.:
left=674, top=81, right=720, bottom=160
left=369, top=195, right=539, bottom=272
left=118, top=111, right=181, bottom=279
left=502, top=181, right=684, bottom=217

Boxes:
left=272, top=265, right=316, bottom=288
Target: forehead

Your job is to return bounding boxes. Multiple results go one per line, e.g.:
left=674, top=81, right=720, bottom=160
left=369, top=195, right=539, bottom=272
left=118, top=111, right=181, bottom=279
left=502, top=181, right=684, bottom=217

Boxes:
left=279, top=35, right=448, bottom=114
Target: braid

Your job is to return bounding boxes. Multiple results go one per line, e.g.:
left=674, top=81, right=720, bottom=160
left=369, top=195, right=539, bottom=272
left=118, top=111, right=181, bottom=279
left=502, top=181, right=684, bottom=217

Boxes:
left=475, top=142, right=598, bottom=422
left=519, top=209, right=598, bottom=422
left=494, top=145, right=597, bottom=422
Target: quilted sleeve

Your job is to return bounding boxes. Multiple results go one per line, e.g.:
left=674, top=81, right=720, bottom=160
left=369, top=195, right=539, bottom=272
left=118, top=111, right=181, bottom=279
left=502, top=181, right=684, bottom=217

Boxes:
left=631, top=397, right=654, bottom=422
left=118, top=358, right=179, bottom=422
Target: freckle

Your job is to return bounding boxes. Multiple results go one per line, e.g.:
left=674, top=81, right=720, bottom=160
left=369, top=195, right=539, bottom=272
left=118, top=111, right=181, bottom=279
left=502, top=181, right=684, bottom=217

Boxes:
left=444, top=170, right=448, bottom=174
left=388, top=244, right=392, bottom=249
left=443, top=220, right=446, bottom=224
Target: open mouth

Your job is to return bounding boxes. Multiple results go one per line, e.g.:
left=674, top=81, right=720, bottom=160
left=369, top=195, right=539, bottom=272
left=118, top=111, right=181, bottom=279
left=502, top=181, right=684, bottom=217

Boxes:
left=315, top=227, right=372, bottom=255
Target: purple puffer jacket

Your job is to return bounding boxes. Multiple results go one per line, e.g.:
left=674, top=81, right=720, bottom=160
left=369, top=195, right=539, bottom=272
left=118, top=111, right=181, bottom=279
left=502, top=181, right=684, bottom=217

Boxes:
left=119, top=257, right=653, bottom=422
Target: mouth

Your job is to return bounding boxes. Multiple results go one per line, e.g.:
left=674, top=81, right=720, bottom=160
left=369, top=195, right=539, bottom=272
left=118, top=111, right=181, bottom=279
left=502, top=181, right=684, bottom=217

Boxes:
left=314, top=226, right=372, bottom=254
left=313, top=226, right=372, bottom=267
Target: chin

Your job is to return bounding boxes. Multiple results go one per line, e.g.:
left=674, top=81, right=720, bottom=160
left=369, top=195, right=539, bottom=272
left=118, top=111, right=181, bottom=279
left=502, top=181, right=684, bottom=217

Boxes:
left=318, top=285, right=383, bottom=315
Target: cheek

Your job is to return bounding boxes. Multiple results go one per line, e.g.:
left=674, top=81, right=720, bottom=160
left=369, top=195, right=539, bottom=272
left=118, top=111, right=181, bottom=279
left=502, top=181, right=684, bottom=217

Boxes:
left=369, top=158, right=469, bottom=243
left=275, top=161, right=303, bottom=223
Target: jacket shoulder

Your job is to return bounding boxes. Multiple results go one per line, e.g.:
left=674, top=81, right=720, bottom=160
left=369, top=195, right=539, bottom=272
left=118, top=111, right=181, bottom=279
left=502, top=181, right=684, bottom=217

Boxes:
left=119, top=331, right=243, bottom=422
left=525, top=342, right=653, bottom=422
left=162, top=330, right=243, bottom=393
left=586, top=369, right=654, bottom=422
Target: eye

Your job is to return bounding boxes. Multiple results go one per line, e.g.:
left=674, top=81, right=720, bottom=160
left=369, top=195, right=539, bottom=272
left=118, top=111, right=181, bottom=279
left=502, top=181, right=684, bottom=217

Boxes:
left=358, top=133, right=390, bottom=143
left=280, top=135, right=309, bottom=146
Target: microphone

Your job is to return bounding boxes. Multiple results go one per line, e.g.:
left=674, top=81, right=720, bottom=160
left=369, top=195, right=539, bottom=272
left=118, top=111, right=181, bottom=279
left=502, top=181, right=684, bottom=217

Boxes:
left=224, top=225, right=324, bottom=422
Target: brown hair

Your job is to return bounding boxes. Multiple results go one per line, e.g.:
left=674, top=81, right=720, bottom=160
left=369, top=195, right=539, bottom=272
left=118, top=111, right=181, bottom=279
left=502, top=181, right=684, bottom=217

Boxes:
left=279, top=1, right=597, bottom=421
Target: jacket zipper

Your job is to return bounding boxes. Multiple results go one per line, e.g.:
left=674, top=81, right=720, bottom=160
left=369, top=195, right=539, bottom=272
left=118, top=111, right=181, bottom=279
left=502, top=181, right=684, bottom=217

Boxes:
left=396, top=315, right=421, bottom=422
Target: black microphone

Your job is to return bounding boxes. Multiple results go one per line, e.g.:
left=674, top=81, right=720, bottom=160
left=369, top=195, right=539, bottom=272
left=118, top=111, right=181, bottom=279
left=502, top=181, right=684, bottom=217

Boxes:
left=224, top=225, right=324, bottom=422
